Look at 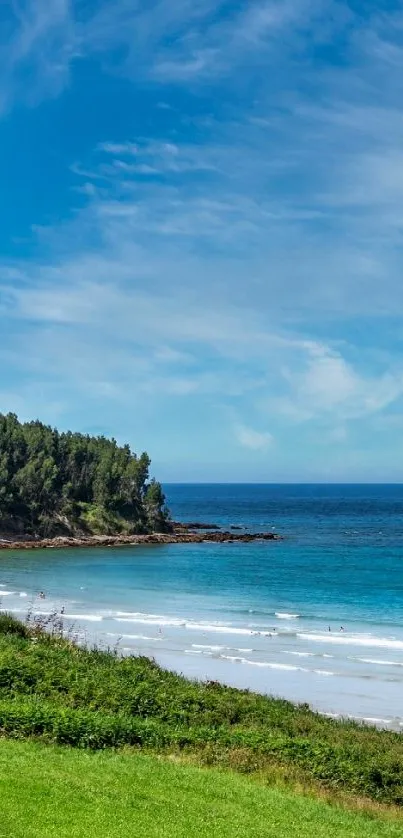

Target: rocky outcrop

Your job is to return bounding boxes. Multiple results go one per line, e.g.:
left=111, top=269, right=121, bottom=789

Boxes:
left=181, top=522, right=220, bottom=530
left=0, top=527, right=281, bottom=550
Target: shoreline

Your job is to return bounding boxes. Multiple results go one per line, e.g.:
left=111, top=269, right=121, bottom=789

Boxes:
left=0, top=553, right=402, bottom=731
left=1, top=592, right=401, bottom=732
left=153, top=648, right=403, bottom=733
left=0, top=526, right=281, bottom=550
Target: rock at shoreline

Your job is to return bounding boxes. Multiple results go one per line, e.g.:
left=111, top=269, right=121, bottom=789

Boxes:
left=0, top=528, right=281, bottom=550
left=172, top=521, right=220, bottom=530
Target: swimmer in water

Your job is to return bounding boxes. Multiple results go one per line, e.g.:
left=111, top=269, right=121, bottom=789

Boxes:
left=340, top=626, right=344, bottom=632
left=39, top=592, right=45, bottom=599
left=328, top=626, right=331, bottom=632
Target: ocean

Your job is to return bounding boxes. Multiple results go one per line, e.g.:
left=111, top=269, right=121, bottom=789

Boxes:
left=1, top=483, right=403, bottom=728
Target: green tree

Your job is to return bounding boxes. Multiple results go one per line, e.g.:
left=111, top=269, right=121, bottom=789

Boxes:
left=0, top=413, right=169, bottom=536
left=144, top=479, right=169, bottom=532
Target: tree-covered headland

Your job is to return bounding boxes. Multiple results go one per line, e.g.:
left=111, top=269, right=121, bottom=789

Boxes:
left=0, top=413, right=169, bottom=536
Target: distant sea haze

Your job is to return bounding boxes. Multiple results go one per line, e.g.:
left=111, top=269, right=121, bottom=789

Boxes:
left=2, top=483, right=403, bottom=729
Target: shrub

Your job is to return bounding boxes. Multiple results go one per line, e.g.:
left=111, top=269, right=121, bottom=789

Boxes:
left=0, top=613, right=29, bottom=638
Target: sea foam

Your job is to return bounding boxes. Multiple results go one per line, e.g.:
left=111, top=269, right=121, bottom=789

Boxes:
left=219, top=655, right=334, bottom=676
left=64, top=613, right=103, bottom=622
left=275, top=612, right=300, bottom=619
left=115, top=616, right=186, bottom=627
left=107, top=632, right=162, bottom=642
left=298, top=632, right=403, bottom=651
left=355, top=657, right=403, bottom=667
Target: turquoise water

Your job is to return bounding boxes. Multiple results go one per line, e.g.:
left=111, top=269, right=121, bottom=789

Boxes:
left=1, top=484, right=403, bottom=727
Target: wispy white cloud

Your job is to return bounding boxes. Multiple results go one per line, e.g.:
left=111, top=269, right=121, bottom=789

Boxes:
left=3, top=93, right=403, bottom=440
left=97, top=139, right=218, bottom=176
left=270, top=346, right=403, bottom=424
left=77, top=0, right=309, bottom=82
left=150, top=0, right=330, bottom=81
left=3, top=255, right=403, bottom=435
left=0, top=0, right=343, bottom=111
left=0, top=0, right=75, bottom=112
left=235, top=424, right=273, bottom=450
left=0, top=0, right=402, bottom=118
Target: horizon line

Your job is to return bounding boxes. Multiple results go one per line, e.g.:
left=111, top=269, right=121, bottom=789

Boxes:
left=161, top=481, right=403, bottom=486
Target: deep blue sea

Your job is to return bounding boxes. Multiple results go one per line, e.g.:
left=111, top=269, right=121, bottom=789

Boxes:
left=1, top=484, right=403, bottom=727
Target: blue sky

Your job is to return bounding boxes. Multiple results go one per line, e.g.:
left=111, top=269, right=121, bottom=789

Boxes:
left=2, top=1, right=403, bottom=482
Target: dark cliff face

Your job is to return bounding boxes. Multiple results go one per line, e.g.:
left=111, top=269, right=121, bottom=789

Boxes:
left=0, top=512, right=86, bottom=539
left=1, top=505, right=175, bottom=540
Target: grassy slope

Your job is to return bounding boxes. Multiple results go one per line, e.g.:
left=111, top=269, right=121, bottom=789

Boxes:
left=0, top=618, right=403, bottom=808
left=0, top=738, right=401, bottom=838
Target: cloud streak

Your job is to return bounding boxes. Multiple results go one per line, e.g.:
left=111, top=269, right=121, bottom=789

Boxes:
left=0, top=1, right=347, bottom=109
left=0, top=0, right=75, bottom=112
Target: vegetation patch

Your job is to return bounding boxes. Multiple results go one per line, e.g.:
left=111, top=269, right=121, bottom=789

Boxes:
left=0, top=413, right=169, bottom=536
left=0, top=614, right=402, bottom=808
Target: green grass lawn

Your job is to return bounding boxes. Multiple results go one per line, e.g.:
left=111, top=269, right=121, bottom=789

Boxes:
left=0, top=738, right=401, bottom=838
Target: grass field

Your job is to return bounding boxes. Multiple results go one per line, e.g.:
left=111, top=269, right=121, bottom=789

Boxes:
left=0, top=738, right=401, bottom=838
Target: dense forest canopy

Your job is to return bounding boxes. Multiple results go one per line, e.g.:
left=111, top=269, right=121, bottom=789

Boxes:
left=0, top=413, right=169, bottom=536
